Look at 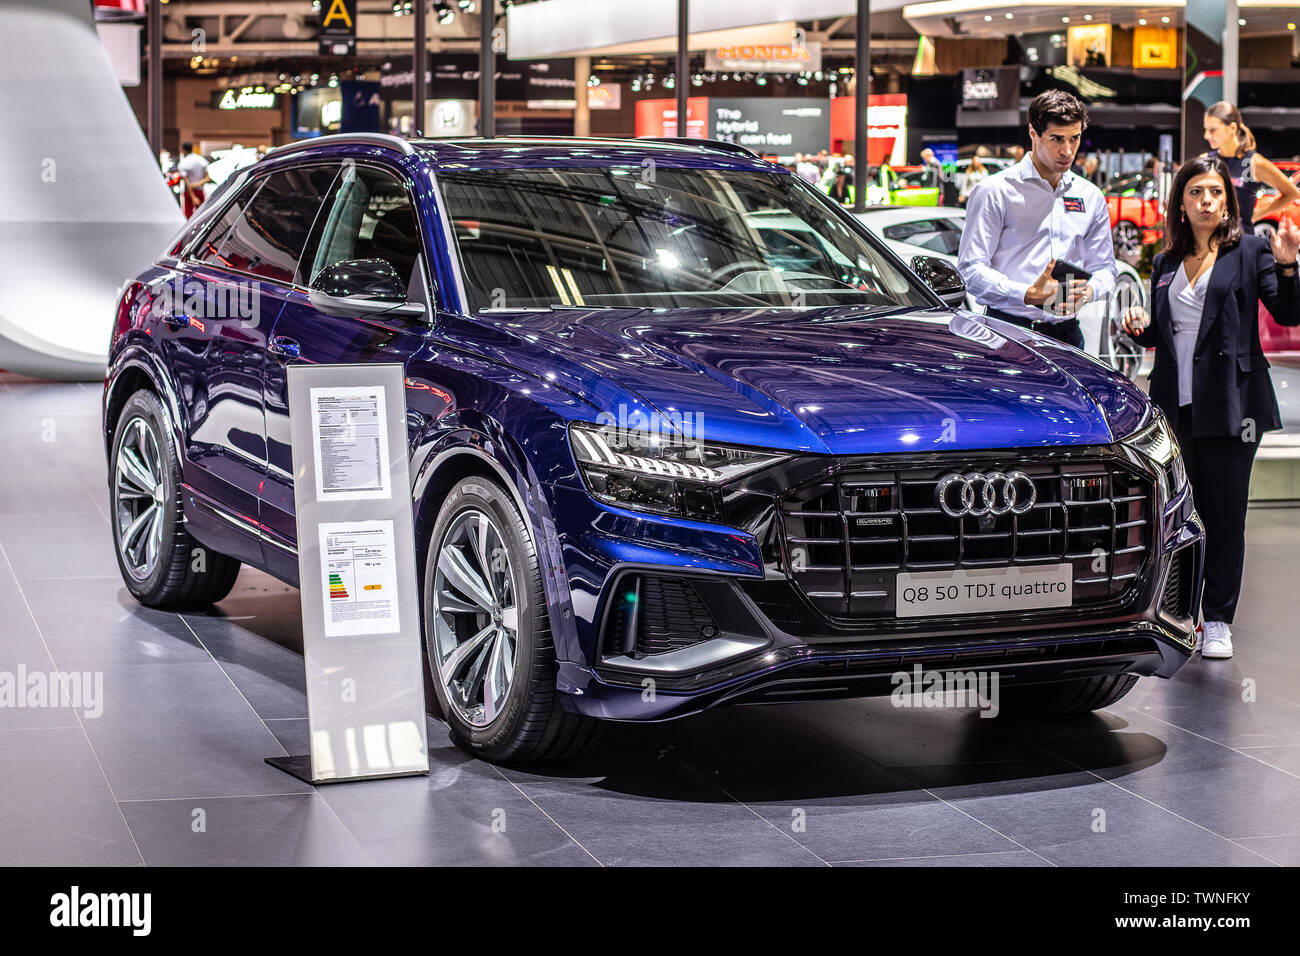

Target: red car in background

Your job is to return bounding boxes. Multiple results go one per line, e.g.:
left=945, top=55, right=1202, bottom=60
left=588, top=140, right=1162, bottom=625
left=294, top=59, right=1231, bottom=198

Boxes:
left=1253, top=163, right=1300, bottom=359
left=1106, top=174, right=1163, bottom=264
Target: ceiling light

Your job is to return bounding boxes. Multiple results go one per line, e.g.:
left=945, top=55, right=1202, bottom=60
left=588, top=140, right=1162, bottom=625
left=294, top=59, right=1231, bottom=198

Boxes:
left=1138, top=18, right=1146, bottom=25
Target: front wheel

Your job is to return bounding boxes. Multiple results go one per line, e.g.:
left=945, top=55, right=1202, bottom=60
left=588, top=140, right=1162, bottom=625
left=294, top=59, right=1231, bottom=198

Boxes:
left=423, top=476, right=599, bottom=762
left=110, top=389, right=241, bottom=608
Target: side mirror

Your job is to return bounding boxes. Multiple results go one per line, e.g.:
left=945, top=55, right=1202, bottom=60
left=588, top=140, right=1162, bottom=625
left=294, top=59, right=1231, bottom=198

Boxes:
left=306, top=256, right=433, bottom=321
left=310, top=258, right=407, bottom=301
left=911, top=255, right=966, bottom=307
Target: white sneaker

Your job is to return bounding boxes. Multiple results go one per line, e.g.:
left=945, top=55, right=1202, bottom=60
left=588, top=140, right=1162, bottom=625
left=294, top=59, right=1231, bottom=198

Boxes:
left=1202, top=621, right=1234, bottom=659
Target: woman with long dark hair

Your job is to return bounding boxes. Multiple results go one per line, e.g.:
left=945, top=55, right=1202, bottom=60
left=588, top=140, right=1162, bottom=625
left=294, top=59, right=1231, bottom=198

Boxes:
left=1121, top=154, right=1300, bottom=658
left=1204, top=101, right=1299, bottom=235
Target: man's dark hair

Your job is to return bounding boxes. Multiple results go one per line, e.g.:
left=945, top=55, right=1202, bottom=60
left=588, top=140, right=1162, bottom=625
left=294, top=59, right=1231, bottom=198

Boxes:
left=181, top=141, right=193, bottom=153
left=1027, top=90, right=1088, bottom=136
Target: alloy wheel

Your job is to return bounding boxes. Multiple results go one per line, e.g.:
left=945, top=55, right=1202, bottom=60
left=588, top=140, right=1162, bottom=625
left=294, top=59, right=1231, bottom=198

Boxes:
left=431, top=508, right=518, bottom=727
left=113, top=416, right=166, bottom=580
left=1113, top=222, right=1141, bottom=262
left=1105, top=275, right=1144, bottom=380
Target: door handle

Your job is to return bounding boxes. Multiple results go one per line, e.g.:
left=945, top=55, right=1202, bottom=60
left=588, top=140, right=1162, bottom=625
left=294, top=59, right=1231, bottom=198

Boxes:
left=268, top=336, right=300, bottom=362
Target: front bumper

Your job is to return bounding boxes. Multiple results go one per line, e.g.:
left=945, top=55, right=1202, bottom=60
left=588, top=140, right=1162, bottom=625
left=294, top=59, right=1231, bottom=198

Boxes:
left=549, top=454, right=1205, bottom=722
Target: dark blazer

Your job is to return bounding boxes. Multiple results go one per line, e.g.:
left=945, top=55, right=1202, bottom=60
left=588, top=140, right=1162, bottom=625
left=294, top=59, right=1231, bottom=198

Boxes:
left=1132, top=235, right=1300, bottom=437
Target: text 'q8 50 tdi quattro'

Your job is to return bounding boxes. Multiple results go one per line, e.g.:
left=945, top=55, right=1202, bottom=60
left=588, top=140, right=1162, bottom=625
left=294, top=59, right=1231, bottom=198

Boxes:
left=104, top=134, right=1205, bottom=762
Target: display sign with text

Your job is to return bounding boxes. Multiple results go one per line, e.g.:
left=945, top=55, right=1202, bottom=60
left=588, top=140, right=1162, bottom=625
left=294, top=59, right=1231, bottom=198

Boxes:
left=272, top=363, right=428, bottom=784
left=705, top=40, right=821, bottom=74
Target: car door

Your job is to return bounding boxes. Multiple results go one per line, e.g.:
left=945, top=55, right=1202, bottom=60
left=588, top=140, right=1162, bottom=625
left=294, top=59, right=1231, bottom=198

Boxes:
left=163, top=162, right=340, bottom=563
left=153, top=174, right=273, bottom=564
left=259, top=160, right=433, bottom=582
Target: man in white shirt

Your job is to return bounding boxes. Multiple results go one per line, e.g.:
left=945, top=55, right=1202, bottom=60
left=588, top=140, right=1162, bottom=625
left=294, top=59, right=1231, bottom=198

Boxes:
left=956, top=90, right=1117, bottom=348
left=176, top=141, right=210, bottom=219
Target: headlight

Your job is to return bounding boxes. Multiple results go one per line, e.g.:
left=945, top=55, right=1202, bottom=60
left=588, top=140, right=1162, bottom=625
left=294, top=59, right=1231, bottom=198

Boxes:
left=568, top=422, right=788, bottom=522
left=1122, top=412, right=1187, bottom=503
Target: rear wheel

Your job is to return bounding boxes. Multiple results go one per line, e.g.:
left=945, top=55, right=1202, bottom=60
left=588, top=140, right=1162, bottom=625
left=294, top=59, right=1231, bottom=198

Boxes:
left=996, top=674, right=1138, bottom=717
left=423, top=476, right=599, bottom=762
left=110, top=389, right=241, bottom=608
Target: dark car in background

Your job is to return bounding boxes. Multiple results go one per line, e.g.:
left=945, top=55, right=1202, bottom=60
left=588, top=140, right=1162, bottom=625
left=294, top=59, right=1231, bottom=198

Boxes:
left=104, top=135, right=1204, bottom=761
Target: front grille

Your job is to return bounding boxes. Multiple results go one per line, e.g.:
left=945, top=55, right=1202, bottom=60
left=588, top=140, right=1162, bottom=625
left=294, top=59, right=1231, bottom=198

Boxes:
left=1159, top=546, right=1195, bottom=619
left=779, top=458, right=1154, bottom=623
left=603, top=575, right=721, bottom=658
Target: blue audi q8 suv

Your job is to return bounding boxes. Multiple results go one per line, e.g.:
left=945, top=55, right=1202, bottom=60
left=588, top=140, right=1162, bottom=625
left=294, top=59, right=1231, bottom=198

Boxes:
left=104, top=135, right=1204, bottom=761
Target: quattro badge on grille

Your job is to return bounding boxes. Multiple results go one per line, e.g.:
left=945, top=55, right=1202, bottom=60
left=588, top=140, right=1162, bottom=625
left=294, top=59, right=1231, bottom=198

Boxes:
left=936, top=471, right=1036, bottom=517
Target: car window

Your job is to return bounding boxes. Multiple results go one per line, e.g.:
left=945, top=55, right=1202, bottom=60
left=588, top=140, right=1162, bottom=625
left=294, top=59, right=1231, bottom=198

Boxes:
left=193, top=176, right=265, bottom=267
left=882, top=219, right=963, bottom=256
left=301, top=165, right=422, bottom=288
left=438, top=165, right=933, bottom=312
left=211, top=165, right=339, bottom=284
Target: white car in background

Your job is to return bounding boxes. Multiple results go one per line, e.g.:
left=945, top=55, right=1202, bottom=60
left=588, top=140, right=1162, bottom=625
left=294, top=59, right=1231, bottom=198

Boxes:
left=854, top=205, right=1149, bottom=380
left=203, top=146, right=262, bottom=199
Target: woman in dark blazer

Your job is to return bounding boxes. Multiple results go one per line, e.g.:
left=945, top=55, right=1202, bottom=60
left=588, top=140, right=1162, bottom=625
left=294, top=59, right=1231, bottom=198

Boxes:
left=1122, top=154, right=1300, bottom=658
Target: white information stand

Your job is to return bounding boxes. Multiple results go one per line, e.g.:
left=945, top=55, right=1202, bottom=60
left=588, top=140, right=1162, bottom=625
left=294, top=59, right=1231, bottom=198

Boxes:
left=267, top=363, right=429, bottom=784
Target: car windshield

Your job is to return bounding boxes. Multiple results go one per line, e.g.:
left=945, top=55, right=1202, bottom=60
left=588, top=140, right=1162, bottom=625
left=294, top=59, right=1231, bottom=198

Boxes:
left=437, top=165, right=934, bottom=312
left=1107, top=175, right=1153, bottom=197
left=882, top=217, right=964, bottom=256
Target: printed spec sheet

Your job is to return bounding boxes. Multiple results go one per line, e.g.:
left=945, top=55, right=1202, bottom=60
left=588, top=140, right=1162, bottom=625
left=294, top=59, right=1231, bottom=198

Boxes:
left=319, top=520, right=401, bottom=637
left=310, top=385, right=391, bottom=501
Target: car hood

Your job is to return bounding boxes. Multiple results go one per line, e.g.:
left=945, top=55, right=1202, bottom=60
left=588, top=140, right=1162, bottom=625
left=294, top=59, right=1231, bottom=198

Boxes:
left=437, top=306, right=1149, bottom=455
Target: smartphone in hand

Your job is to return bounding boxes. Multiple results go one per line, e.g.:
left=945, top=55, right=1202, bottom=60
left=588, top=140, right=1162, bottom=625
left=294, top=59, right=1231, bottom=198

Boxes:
left=1051, top=259, right=1093, bottom=283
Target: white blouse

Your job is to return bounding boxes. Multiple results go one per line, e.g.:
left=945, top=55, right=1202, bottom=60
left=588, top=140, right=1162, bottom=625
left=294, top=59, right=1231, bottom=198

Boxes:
left=1168, top=262, right=1212, bottom=407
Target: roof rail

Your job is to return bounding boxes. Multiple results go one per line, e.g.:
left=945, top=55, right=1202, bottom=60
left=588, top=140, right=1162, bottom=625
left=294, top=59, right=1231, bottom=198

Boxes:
left=268, top=133, right=415, bottom=157
left=640, top=137, right=762, bottom=159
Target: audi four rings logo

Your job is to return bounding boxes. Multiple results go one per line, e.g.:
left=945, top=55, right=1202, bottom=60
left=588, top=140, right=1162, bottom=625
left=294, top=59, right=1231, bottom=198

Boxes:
left=936, top=471, right=1037, bottom=517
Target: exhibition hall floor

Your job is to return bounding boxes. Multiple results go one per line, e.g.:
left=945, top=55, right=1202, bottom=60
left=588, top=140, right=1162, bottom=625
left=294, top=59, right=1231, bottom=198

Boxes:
left=3, top=376, right=1300, bottom=867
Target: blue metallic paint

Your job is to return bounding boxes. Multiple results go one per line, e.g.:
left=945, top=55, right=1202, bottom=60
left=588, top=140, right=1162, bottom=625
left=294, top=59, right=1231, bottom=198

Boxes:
left=103, top=136, right=1197, bottom=725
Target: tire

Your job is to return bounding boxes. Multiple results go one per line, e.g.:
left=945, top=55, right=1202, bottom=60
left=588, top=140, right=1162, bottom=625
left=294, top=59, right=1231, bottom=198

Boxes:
left=1112, top=221, right=1141, bottom=264
left=110, top=389, right=241, bottom=608
left=996, top=674, right=1139, bottom=717
left=1254, top=219, right=1277, bottom=242
left=423, top=476, right=599, bottom=763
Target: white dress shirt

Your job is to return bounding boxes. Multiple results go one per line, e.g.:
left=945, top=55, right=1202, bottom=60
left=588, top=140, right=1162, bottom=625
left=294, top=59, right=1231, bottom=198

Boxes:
left=1168, top=262, right=1211, bottom=407
left=956, top=155, right=1117, bottom=322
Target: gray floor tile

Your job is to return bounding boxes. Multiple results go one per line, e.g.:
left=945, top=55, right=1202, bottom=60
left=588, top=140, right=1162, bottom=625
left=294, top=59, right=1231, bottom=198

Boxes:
left=0, top=727, right=142, bottom=865
left=21, top=577, right=207, bottom=669
left=1232, top=834, right=1300, bottom=865
left=119, top=794, right=372, bottom=866
left=836, top=850, right=1052, bottom=867
left=500, top=727, right=824, bottom=866
left=0, top=511, right=117, bottom=581
left=181, top=612, right=308, bottom=720
left=79, top=662, right=313, bottom=800
left=318, top=730, right=598, bottom=866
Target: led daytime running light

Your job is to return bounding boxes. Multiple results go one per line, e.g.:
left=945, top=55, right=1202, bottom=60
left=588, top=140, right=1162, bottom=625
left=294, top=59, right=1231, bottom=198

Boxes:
left=570, top=427, right=722, bottom=482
